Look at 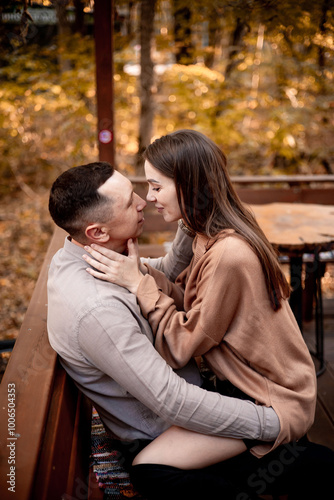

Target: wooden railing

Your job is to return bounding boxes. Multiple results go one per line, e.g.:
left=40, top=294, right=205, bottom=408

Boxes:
left=132, top=174, right=334, bottom=256
left=0, top=175, right=333, bottom=500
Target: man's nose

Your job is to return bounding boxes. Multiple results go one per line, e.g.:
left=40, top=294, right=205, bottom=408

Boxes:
left=137, top=195, right=147, bottom=210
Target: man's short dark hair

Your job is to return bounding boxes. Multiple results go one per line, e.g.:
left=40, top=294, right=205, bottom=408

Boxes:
left=49, top=162, right=115, bottom=242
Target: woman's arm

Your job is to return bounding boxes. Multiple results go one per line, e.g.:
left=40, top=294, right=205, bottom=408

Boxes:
left=134, top=249, right=242, bottom=369
left=141, top=225, right=195, bottom=282
left=132, top=426, right=247, bottom=469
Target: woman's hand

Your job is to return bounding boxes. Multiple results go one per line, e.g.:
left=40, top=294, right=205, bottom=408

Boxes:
left=82, top=238, right=143, bottom=295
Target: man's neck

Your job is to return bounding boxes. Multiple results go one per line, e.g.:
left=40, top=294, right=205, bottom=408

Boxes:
left=71, top=237, right=85, bottom=248
left=71, top=237, right=127, bottom=255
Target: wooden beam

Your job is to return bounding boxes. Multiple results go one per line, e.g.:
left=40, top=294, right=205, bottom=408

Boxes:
left=129, top=174, right=334, bottom=186
left=94, top=0, right=114, bottom=165
left=130, top=178, right=334, bottom=208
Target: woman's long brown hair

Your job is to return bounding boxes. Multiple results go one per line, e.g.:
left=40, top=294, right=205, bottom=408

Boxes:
left=143, top=129, right=290, bottom=311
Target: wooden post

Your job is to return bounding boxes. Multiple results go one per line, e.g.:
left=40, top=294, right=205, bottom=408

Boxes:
left=94, top=0, right=114, bottom=165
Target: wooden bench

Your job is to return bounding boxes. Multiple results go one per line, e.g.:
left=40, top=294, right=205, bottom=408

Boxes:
left=0, top=176, right=333, bottom=500
left=0, top=228, right=93, bottom=500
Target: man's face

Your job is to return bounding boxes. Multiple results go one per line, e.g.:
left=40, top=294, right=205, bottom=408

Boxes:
left=98, top=171, right=146, bottom=251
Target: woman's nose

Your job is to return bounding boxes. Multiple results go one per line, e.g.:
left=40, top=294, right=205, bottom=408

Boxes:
left=146, top=189, right=156, bottom=202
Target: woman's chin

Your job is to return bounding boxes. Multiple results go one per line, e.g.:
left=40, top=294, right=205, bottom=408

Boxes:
left=163, top=214, right=178, bottom=223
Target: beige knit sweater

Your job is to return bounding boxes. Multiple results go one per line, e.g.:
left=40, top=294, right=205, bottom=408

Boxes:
left=136, top=231, right=317, bottom=458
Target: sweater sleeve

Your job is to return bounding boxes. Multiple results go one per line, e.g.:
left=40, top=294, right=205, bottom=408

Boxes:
left=137, top=243, right=243, bottom=369
left=141, top=226, right=194, bottom=282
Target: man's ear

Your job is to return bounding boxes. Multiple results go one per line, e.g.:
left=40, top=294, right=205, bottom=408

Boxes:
left=85, top=224, right=110, bottom=243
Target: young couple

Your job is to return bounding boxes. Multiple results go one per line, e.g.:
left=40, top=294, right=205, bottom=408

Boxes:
left=48, top=129, right=333, bottom=499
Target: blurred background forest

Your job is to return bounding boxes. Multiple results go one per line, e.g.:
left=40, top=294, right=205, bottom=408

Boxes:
left=0, top=0, right=334, bottom=364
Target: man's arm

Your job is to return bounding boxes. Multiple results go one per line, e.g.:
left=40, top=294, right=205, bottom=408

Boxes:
left=140, top=226, right=194, bottom=282
left=78, top=301, right=279, bottom=442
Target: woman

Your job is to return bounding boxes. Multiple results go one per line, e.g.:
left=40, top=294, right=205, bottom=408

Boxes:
left=83, top=130, right=318, bottom=480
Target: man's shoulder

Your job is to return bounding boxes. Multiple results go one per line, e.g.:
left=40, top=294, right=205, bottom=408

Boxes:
left=47, top=268, right=141, bottom=352
left=49, top=252, right=136, bottom=314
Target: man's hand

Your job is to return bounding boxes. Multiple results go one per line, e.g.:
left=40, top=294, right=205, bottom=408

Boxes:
left=83, top=239, right=143, bottom=294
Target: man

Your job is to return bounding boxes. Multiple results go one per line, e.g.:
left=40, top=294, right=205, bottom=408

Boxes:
left=47, top=162, right=332, bottom=499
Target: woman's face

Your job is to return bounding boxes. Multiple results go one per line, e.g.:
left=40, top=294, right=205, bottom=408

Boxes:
left=144, top=160, right=182, bottom=223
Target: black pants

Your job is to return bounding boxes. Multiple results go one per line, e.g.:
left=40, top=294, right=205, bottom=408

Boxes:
left=129, top=436, right=334, bottom=500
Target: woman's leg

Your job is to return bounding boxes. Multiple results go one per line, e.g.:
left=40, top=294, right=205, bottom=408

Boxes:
left=132, top=425, right=246, bottom=469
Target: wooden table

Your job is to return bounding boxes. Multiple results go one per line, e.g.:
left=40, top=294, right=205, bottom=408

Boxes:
left=251, top=203, right=334, bottom=375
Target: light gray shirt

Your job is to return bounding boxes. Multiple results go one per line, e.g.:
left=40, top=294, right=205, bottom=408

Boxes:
left=47, top=228, right=279, bottom=442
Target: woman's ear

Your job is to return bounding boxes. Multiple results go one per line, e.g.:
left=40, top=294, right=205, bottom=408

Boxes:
left=85, top=224, right=110, bottom=243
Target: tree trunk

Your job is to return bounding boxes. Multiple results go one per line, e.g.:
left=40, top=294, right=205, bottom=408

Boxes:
left=137, top=0, right=157, bottom=172
left=172, top=0, right=194, bottom=65
left=126, top=1, right=135, bottom=38
left=204, top=4, right=222, bottom=69
left=242, top=23, right=265, bottom=131
left=52, top=0, right=72, bottom=73
left=73, top=0, right=85, bottom=35
left=318, top=0, right=330, bottom=93
left=224, top=17, right=250, bottom=79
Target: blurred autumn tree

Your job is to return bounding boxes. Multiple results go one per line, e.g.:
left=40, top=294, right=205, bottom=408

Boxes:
left=0, top=0, right=333, bottom=350
left=152, top=0, right=334, bottom=174
left=0, top=0, right=333, bottom=196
